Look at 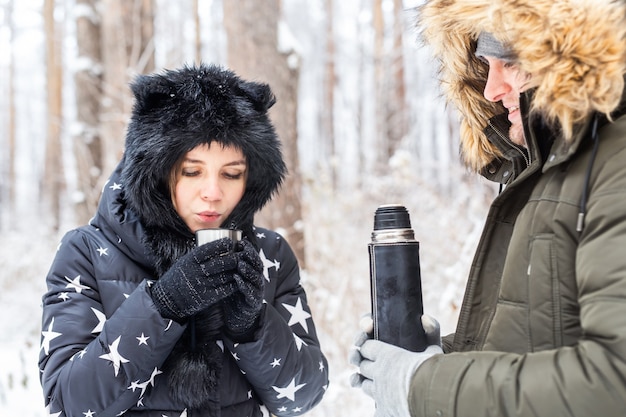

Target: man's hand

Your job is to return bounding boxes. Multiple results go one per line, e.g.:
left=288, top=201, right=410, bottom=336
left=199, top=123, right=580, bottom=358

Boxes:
left=349, top=314, right=443, bottom=417
left=359, top=314, right=441, bottom=347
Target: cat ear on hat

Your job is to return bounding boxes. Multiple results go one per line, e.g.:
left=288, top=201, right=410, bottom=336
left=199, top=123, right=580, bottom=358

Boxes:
left=238, top=80, right=276, bottom=112
left=130, top=74, right=177, bottom=115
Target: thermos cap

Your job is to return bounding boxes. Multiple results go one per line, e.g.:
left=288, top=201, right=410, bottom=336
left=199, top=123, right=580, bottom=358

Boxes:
left=371, top=205, right=416, bottom=242
left=373, top=204, right=412, bottom=230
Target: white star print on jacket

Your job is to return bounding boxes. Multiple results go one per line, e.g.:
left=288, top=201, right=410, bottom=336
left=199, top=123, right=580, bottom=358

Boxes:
left=38, top=170, right=329, bottom=417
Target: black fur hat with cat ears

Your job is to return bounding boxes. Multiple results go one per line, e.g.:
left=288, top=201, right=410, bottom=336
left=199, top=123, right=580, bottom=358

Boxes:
left=121, top=63, right=286, bottom=242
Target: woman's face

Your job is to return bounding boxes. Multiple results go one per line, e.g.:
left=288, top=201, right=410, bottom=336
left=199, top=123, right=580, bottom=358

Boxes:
left=172, top=142, right=247, bottom=232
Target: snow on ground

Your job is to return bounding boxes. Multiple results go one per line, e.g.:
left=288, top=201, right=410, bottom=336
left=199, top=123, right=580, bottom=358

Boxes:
left=0, top=232, right=56, bottom=416
left=0, top=165, right=493, bottom=416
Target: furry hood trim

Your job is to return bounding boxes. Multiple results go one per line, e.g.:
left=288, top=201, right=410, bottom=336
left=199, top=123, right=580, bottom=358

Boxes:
left=121, top=63, right=286, bottom=236
left=418, top=0, right=626, bottom=171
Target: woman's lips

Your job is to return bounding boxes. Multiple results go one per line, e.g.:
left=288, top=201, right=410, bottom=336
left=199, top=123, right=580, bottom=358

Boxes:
left=197, top=212, right=221, bottom=223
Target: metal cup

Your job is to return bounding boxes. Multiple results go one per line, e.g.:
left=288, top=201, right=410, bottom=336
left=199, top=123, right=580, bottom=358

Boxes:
left=195, top=228, right=242, bottom=248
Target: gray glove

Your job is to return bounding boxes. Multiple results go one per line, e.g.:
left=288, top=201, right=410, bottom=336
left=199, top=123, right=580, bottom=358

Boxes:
left=151, top=238, right=239, bottom=321
left=349, top=314, right=443, bottom=417
left=222, top=239, right=265, bottom=341
left=358, top=313, right=442, bottom=348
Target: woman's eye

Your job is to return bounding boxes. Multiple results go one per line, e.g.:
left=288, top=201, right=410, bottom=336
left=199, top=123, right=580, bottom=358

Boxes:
left=181, top=169, right=200, bottom=177
left=224, top=172, right=244, bottom=180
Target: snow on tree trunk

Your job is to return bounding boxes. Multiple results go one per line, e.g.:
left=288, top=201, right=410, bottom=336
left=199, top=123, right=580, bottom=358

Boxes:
left=224, top=0, right=306, bottom=268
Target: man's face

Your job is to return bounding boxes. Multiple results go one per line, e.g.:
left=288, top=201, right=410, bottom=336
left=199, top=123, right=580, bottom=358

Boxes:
left=482, top=57, right=530, bottom=147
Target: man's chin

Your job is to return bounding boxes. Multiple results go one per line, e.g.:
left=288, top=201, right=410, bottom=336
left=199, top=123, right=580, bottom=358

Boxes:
left=509, top=124, right=527, bottom=148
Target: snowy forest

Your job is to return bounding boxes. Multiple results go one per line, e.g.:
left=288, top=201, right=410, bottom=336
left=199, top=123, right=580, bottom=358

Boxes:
left=0, top=0, right=497, bottom=415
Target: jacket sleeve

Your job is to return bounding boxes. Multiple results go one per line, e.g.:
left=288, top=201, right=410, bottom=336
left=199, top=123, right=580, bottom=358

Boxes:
left=39, top=229, right=186, bottom=417
left=408, top=147, right=626, bottom=417
left=222, top=233, right=329, bottom=417
left=441, top=333, right=455, bottom=353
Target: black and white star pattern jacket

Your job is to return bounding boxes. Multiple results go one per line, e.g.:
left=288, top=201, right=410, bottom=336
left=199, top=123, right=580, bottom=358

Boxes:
left=38, top=176, right=329, bottom=417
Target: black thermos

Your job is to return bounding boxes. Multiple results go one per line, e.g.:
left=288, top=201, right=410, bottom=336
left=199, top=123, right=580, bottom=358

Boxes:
left=368, top=204, right=427, bottom=352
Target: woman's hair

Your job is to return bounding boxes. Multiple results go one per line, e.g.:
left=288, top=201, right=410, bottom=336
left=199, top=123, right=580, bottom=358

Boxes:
left=168, top=155, right=183, bottom=205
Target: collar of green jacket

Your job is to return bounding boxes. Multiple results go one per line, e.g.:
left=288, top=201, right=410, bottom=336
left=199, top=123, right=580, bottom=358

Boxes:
left=480, top=89, right=626, bottom=184
left=418, top=0, right=626, bottom=173
left=480, top=89, right=546, bottom=185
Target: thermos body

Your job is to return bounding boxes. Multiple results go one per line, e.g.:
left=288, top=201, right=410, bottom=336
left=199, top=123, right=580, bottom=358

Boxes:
left=369, top=205, right=428, bottom=352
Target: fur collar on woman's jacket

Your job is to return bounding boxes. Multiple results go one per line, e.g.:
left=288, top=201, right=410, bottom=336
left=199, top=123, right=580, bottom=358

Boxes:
left=417, top=0, right=626, bottom=172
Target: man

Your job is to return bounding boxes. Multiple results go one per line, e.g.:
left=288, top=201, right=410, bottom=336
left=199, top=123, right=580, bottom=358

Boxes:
left=350, top=1, right=626, bottom=416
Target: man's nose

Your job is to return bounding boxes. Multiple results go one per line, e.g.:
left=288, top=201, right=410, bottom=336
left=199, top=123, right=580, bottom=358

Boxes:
left=483, top=65, right=508, bottom=103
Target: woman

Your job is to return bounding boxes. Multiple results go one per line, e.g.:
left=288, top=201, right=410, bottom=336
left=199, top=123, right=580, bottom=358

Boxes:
left=39, top=64, right=329, bottom=417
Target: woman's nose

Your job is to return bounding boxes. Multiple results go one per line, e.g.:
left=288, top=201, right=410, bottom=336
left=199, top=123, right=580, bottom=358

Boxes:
left=200, top=179, right=222, bottom=200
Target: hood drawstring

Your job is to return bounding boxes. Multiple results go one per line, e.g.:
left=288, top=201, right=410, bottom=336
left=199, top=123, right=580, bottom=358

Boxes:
left=189, top=316, right=197, bottom=351
left=576, top=114, right=600, bottom=233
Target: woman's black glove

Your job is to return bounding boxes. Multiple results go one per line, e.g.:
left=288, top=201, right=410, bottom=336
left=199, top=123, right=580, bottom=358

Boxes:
left=151, top=238, right=238, bottom=322
left=223, top=239, right=265, bottom=341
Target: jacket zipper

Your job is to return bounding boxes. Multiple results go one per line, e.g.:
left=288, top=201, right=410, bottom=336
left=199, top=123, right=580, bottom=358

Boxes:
left=455, top=120, right=531, bottom=350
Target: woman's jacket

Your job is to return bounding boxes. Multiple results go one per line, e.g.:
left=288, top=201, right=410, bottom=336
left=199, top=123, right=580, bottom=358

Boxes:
left=39, top=167, right=328, bottom=417
left=39, top=64, right=329, bottom=417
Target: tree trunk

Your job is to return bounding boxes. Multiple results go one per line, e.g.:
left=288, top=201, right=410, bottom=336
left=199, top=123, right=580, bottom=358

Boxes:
left=100, top=0, right=155, bottom=178
left=71, top=0, right=156, bottom=225
left=43, top=0, right=65, bottom=232
left=372, top=0, right=387, bottom=165
left=193, top=0, right=202, bottom=64
left=322, top=0, right=336, bottom=188
left=73, top=0, right=104, bottom=225
left=2, top=0, right=17, bottom=230
left=372, top=0, right=408, bottom=165
left=223, top=0, right=306, bottom=267
left=386, top=0, right=407, bottom=155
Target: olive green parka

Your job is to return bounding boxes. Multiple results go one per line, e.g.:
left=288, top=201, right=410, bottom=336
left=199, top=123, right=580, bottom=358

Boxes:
left=413, top=1, right=626, bottom=416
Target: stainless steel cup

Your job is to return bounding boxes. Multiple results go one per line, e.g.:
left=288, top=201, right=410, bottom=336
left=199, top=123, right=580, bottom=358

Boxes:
left=195, top=229, right=242, bottom=247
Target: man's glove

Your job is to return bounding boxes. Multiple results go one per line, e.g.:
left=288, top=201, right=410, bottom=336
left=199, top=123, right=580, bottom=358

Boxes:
left=151, top=238, right=238, bottom=321
left=358, top=314, right=442, bottom=348
left=222, top=239, right=265, bottom=341
left=349, top=314, right=443, bottom=417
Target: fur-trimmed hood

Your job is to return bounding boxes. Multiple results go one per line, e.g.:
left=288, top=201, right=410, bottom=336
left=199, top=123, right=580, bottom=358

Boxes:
left=418, top=0, right=626, bottom=172
left=120, top=63, right=286, bottom=247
